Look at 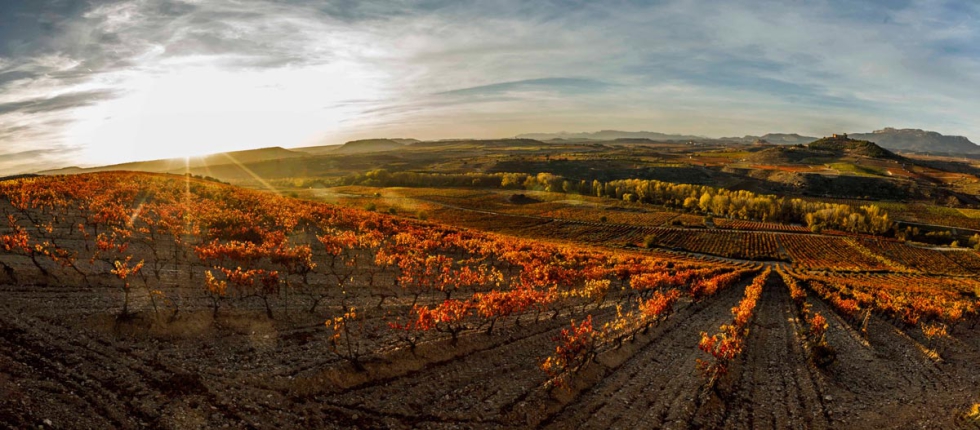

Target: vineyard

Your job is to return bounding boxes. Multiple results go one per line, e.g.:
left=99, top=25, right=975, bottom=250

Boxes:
left=774, top=235, right=894, bottom=271
left=857, top=239, right=976, bottom=275
left=1, top=173, right=979, bottom=428
left=644, top=228, right=786, bottom=261
left=539, top=207, right=680, bottom=227
left=324, top=186, right=980, bottom=276
left=712, top=218, right=811, bottom=233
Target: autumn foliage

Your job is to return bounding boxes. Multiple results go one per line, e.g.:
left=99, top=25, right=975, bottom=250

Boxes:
left=697, top=268, right=769, bottom=386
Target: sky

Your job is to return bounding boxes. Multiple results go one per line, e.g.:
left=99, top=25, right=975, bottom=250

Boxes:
left=2, top=0, right=980, bottom=174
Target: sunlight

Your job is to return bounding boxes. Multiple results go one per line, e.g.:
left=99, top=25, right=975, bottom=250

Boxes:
left=216, top=152, right=281, bottom=195
left=68, top=59, right=384, bottom=166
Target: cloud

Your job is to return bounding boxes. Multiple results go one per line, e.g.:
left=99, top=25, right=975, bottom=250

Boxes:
left=0, top=89, right=117, bottom=115
left=0, top=146, right=78, bottom=162
left=2, top=0, right=980, bottom=174
left=437, top=78, right=615, bottom=97
left=0, top=145, right=81, bottom=175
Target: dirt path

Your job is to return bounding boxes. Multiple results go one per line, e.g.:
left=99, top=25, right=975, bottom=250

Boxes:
left=718, top=273, right=832, bottom=429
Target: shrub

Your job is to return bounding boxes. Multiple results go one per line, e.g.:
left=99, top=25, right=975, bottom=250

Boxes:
left=643, top=234, right=657, bottom=248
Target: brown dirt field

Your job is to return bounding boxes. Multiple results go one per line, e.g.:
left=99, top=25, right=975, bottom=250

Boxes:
left=713, top=273, right=832, bottom=429
left=541, top=274, right=751, bottom=429
left=2, top=271, right=979, bottom=429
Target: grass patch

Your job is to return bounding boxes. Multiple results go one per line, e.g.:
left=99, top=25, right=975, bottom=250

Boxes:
left=703, top=151, right=751, bottom=159
left=873, top=201, right=908, bottom=212
left=957, top=208, right=980, bottom=219
left=827, top=162, right=887, bottom=176
left=924, top=205, right=967, bottom=217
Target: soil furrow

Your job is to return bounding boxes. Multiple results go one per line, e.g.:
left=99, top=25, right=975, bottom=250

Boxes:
left=720, top=273, right=829, bottom=430
left=542, top=280, right=751, bottom=430
left=322, top=309, right=613, bottom=422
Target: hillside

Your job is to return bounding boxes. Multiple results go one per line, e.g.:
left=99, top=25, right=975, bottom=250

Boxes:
left=807, top=135, right=901, bottom=159
left=37, top=147, right=304, bottom=175
left=745, top=145, right=820, bottom=164
left=289, top=144, right=342, bottom=156
left=409, top=138, right=546, bottom=149
left=745, top=135, right=900, bottom=164
left=849, top=128, right=980, bottom=154
left=758, top=133, right=818, bottom=145
left=333, top=139, right=407, bottom=154
left=725, top=133, right=818, bottom=145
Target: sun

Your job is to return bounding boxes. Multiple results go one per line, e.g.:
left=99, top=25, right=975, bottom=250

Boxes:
left=66, top=60, right=381, bottom=167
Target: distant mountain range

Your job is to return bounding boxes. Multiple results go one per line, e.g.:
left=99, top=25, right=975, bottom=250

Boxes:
left=516, top=130, right=706, bottom=141
left=521, top=128, right=980, bottom=155
left=31, top=128, right=980, bottom=178
left=333, top=139, right=411, bottom=154
left=723, top=133, right=819, bottom=145
left=849, top=128, right=980, bottom=154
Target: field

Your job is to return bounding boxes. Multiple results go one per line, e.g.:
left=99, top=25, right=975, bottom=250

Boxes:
left=319, top=186, right=980, bottom=274
left=10, top=0, right=980, bottom=427
left=1, top=172, right=980, bottom=429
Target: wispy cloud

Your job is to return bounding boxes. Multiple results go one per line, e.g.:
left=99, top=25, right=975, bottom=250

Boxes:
left=1, top=0, right=980, bottom=173
left=0, top=89, right=118, bottom=115
left=437, top=78, right=615, bottom=98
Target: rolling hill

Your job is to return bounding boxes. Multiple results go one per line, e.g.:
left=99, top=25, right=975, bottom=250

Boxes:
left=807, top=135, right=901, bottom=159
left=38, top=147, right=305, bottom=176
left=333, top=139, right=408, bottom=154
left=731, top=133, right=818, bottom=145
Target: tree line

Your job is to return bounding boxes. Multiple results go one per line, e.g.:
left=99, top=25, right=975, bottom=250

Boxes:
left=342, top=170, right=893, bottom=235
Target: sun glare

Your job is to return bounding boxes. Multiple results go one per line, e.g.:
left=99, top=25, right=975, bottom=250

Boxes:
left=68, top=59, right=383, bottom=166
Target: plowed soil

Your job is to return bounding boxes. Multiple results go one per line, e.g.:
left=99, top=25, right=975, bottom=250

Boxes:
left=2, top=270, right=979, bottom=430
